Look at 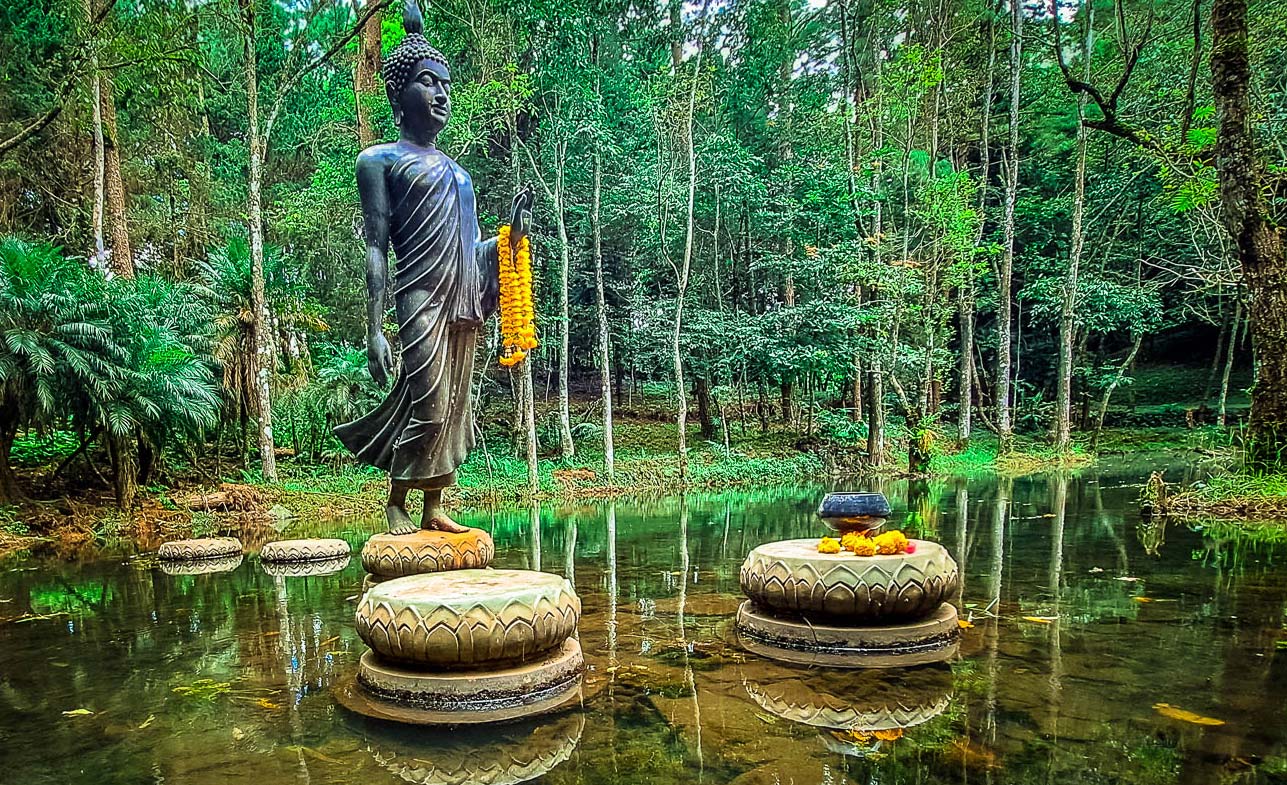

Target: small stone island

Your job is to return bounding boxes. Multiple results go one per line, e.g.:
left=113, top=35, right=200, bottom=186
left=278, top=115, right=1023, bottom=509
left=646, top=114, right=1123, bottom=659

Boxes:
left=736, top=491, right=961, bottom=667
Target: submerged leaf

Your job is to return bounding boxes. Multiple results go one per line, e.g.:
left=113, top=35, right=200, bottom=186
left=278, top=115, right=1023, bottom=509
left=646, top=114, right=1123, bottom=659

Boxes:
left=62, top=708, right=94, bottom=716
left=1021, top=616, right=1055, bottom=624
left=1153, top=703, right=1225, bottom=726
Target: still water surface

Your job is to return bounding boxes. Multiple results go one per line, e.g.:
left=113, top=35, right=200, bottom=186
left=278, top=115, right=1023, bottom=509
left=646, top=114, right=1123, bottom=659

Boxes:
left=4, top=464, right=1287, bottom=784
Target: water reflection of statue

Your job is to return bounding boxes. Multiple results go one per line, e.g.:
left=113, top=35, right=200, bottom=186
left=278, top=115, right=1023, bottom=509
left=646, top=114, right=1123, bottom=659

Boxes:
left=334, top=0, right=533, bottom=535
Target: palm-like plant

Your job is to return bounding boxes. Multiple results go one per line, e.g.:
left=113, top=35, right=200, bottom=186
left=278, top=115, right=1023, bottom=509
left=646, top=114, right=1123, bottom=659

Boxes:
left=199, top=238, right=326, bottom=449
left=0, top=238, right=124, bottom=502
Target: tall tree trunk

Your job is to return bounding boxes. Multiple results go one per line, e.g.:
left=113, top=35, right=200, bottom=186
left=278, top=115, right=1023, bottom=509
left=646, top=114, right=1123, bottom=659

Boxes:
left=695, top=377, right=714, bottom=438
left=673, top=30, right=703, bottom=481
left=1212, top=0, right=1287, bottom=469
left=996, top=0, right=1021, bottom=454
left=354, top=5, right=382, bottom=147
left=554, top=165, right=574, bottom=459
left=86, top=0, right=105, bottom=259
left=592, top=125, right=614, bottom=481
left=241, top=0, right=278, bottom=483
left=99, top=70, right=133, bottom=278
left=1056, top=0, right=1092, bottom=453
left=961, top=8, right=994, bottom=444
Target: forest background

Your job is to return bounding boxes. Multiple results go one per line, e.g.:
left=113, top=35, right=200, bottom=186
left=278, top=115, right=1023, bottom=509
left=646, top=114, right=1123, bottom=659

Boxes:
left=0, top=0, right=1284, bottom=523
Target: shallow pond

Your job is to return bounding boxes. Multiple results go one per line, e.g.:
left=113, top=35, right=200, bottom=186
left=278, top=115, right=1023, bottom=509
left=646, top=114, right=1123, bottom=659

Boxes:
left=4, top=464, right=1287, bottom=785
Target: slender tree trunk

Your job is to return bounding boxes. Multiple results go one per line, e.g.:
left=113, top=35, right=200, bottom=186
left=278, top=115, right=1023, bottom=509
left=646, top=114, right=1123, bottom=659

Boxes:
left=1218, top=298, right=1243, bottom=426
left=695, top=377, right=714, bottom=438
left=87, top=0, right=105, bottom=259
left=1204, top=298, right=1230, bottom=403
left=996, top=0, right=1021, bottom=454
left=1056, top=0, right=1092, bottom=453
left=867, top=367, right=885, bottom=466
left=99, top=70, right=133, bottom=277
left=592, top=138, right=614, bottom=481
left=1212, top=0, right=1287, bottom=469
left=674, top=32, right=703, bottom=481
left=962, top=8, right=996, bottom=444
left=555, top=167, right=574, bottom=459
left=1092, top=333, right=1144, bottom=446
left=354, top=5, right=382, bottom=147
left=241, top=0, right=278, bottom=483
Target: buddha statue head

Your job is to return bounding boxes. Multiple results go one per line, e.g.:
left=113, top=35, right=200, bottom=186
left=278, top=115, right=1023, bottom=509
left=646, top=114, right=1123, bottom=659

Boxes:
left=382, top=0, right=451, bottom=140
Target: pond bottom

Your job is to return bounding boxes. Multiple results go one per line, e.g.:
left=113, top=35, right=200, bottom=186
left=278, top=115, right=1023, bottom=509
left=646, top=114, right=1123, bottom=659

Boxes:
left=735, top=601, right=960, bottom=668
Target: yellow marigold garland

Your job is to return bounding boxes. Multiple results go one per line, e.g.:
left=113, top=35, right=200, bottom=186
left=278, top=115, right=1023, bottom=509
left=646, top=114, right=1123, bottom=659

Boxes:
left=497, top=225, right=537, bottom=367
left=818, top=529, right=915, bottom=556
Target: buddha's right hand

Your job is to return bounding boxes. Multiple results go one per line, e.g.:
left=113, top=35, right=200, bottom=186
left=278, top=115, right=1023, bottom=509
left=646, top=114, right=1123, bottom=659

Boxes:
left=367, top=332, right=394, bottom=387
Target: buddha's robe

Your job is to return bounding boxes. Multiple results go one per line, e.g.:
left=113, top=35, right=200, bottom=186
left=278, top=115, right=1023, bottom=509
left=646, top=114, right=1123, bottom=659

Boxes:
left=335, top=149, right=498, bottom=486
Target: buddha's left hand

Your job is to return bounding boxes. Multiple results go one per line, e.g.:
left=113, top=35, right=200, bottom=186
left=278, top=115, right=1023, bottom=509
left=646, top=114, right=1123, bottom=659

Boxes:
left=510, top=185, right=534, bottom=247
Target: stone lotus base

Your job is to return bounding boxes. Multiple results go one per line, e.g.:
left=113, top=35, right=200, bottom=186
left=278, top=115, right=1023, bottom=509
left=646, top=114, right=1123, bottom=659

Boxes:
left=158, top=537, right=242, bottom=561
left=736, top=600, right=960, bottom=668
left=159, top=554, right=242, bottom=575
left=337, top=638, right=584, bottom=725
left=261, top=555, right=349, bottom=577
left=740, top=538, right=959, bottom=621
left=355, top=569, right=580, bottom=667
left=356, top=701, right=584, bottom=784
left=361, top=528, right=494, bottom=578
left=260, top=537, right=350, bottom=562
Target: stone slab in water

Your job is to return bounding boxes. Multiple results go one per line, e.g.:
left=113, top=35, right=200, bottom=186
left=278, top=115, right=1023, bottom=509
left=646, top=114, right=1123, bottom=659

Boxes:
left=736, top=600, right=960, bottom=668
left=157, top=537, right=242, bottom=561
left=159, top=554, right=242, bottom=575
left=338, top=639, right=584, bottom=726
left=740, top=538, right=959, bottom=621
left=260, top=538, right=350, bottom=563
left=261, top=555, right=349, bottom=577
left=355, top=569, right=580, bottom=667
left=361, top=528, right=494, bottom=577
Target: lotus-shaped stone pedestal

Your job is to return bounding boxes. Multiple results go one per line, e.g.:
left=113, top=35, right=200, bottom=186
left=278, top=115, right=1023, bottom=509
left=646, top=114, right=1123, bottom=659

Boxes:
left=736, top=492, right=961, bottom=667
left=340, top=568, right=584, bottom=724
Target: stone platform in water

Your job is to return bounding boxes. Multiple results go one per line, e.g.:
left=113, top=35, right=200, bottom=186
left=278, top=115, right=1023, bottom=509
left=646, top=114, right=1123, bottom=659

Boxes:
left=157, top=537, right=242, bottom=561
left=260, top=538, right=350, bottom=563
left=343, top=568, right=584, bottom=724
left=736, top=600, right=959, bottom=667
left=740, top=538, right=959, bottom=621
left=159, top=554, right=242, bottom=575
left=261, top=555, right=349, bottom=577
left=356, top=569, right=580, bottom=666
left=340, top=639, right=584, bottom=725
left=361, top=528, right=494, bottom=577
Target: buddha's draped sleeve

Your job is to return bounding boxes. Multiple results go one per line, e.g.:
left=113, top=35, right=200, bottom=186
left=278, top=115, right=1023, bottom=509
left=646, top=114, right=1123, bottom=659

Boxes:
left=476, top=234, right=500, bottom=320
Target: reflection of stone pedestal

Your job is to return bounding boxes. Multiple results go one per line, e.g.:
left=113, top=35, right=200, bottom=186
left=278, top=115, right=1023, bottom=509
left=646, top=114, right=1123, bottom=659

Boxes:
left=353, top=704, right=585, bottom=785
left=743, top=662, right=952, bottom=758
left=361, top=528, right=494, bottom=578
left=159, top=553, right=243, bottom=575
left=737, top=534, right=960, bottom=667
left=261, top=555, right=350, bottom=577
left=341, top=569, right=583, bottom=724
left=261, top=538, right=350, bottom=563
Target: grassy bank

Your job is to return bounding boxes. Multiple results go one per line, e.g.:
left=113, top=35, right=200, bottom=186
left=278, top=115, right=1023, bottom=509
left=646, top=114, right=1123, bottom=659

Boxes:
left=1161, top=472, right=1287, bottom=519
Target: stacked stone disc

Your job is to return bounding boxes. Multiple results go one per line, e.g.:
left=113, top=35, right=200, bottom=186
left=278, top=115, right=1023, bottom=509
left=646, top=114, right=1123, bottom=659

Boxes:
left=360, top=528, right=495, bottom=589
left=736, top=492, right=961, bottom=667
left=341, top=526, right=583, bottom=724
left=260, top=538, right=352, bottom=577
left=157, top=537, right=244, bottom=575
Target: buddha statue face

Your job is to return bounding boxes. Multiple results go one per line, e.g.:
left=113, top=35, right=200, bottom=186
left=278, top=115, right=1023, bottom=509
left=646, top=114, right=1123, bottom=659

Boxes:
left=397, top=58, right=451, bottom=142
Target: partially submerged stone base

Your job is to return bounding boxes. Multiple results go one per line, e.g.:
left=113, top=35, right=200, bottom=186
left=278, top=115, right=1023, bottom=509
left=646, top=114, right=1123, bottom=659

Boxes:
left=736, top=600, right=960, bottom=668
left=340, top=639, right=584, bottom=725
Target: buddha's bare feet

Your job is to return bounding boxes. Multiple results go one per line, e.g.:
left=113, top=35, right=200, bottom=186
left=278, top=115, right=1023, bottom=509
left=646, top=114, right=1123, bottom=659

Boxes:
left=386, top=504, right=418, bottom=536
left=425, top=511, right=469, bottom=534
